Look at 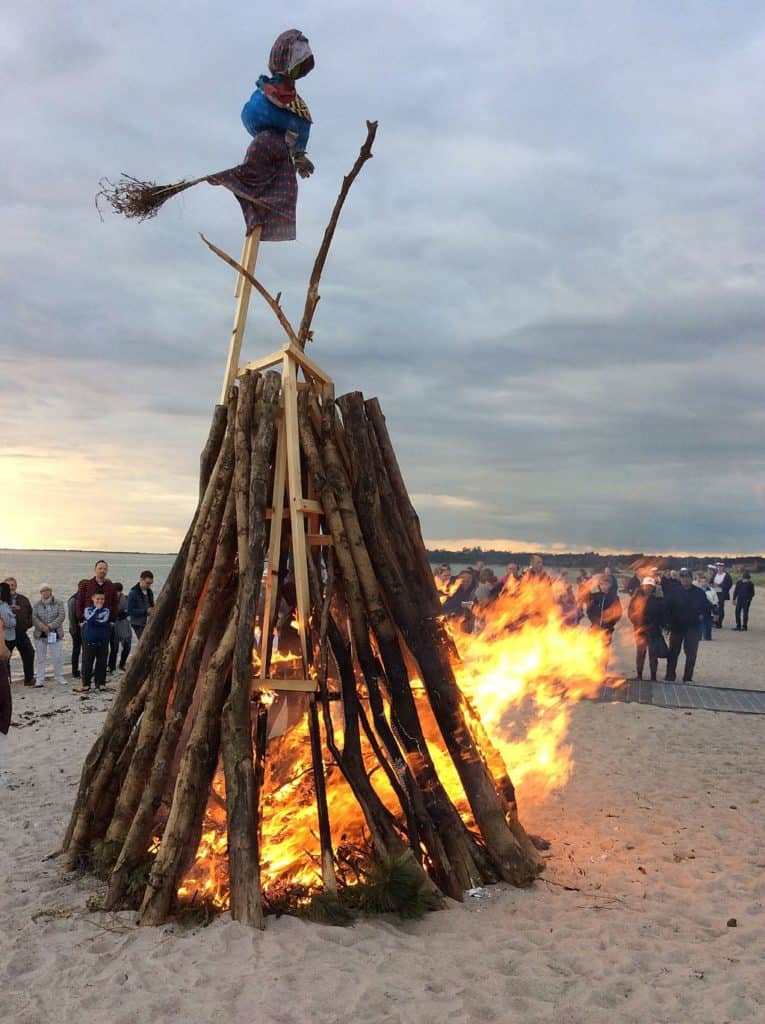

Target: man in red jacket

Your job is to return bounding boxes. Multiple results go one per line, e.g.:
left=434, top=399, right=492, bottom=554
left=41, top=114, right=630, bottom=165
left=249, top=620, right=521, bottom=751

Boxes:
left=75, top=560, right=119, bottom=623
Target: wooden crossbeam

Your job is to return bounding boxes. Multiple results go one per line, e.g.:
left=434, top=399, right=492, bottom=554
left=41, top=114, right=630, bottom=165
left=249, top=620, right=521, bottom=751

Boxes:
left=255, top=678, right=317, bottom=693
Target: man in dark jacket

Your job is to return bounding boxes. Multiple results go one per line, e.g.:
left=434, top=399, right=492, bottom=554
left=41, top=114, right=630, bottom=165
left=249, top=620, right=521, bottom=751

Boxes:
left=664, top=568, right=709, bottom=682
left=67, top=581, right=86, bottom=678
left=127, top=571, right=155, bottom=639
left=627, top=577, right=665, bottom=681
left=733, top=573, right=755, bottom=631
left=4, top=576, right=35, bottom=685
left=583, top=575, right=623, bottom=675
left=75, top=560, right=119, bottom=622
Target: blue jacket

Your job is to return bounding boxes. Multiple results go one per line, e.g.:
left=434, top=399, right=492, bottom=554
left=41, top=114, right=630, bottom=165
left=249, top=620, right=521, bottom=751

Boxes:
left=127, top=584, right=154, bottom=627
left=241, top=87, right=310, bottom=152
left=82, top=606, right=111, bottom=644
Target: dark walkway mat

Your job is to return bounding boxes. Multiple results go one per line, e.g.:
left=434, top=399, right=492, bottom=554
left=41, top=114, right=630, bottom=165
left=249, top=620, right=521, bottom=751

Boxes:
left=595, top=680, right=765, bottom=714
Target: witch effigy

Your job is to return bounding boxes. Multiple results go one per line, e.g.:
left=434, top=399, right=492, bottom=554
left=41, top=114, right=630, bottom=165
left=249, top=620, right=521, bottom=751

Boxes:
left=97, top=28, right=315, bottom=239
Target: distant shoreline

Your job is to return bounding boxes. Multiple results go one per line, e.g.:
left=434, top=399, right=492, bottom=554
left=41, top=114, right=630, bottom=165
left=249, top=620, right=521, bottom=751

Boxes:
left=3, top=545, right=762, bottom=565
left=0, top=548, right=177, bottom=556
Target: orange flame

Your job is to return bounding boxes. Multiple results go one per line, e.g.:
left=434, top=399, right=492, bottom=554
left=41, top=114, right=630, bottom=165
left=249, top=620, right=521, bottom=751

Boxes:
left=177, top=570, right=617, bottom=907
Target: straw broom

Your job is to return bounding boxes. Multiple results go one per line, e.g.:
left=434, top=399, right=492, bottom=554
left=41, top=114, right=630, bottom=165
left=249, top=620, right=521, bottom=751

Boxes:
left=95, top=174, right=210, bottom=222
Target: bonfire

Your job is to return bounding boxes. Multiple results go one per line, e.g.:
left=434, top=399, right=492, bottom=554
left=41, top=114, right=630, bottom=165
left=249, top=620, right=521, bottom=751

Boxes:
left=63, top=124, right=612, bottom=928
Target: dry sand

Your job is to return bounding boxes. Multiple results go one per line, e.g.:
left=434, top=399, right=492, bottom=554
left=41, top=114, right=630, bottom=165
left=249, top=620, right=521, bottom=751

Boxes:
left=2, top=604, right=764, bottom=1024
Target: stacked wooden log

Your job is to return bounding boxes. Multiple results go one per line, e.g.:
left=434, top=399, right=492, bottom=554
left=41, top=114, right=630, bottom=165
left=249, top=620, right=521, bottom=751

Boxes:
left=61, top=373, right=542, bottom=928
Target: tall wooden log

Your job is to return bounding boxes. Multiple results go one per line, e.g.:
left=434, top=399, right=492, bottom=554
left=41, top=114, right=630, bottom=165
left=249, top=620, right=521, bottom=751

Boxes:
left=98, top=388, right=239, bottom=863
left=306, top=554, right=411, bottom=863
left=104, top=487, right=238, bottom=909
left=61, top=429, right=231, bottom=872
left=200, top=404, right=229, bottom=501
left=222, top=370, right=280, bottom=928
left=333, top=395, right=496, bottom=893
left=302, top=402, right=487, bottom=896
left=349, top=395, right=542, bottom=885
left=139, top=614, right=238, bottom=926
left=364, top=396, right=442, bottom=613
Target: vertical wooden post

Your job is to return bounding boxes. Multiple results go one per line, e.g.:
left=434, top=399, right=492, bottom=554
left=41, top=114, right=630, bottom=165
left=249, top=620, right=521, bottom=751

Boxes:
left=219, top=228, right=262, bottom=404
left=281, top=351, right=311, bottom=674
left=259, top=416, right=287, bottom=678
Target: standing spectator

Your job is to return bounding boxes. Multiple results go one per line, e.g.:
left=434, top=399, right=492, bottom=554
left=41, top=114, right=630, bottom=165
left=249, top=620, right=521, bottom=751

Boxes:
left=3, top=577, right=35, bottom=686
left=78, top=593, right=111, bottom=694
left=75, top=560, right=119, bottom=623
left=552, top=573, right=579, bottom=627
left=0, top=581, right=15, bottom=643
left=525, top=554, right=551, bottom=584
left=500, top=562, right=520, bottom=588
left=473, top=568, right=499, bottom=606
left=711, top=561, right=733, bottom=628
left=442, top=569, right=476, bottom=633
left=109, top=583, right=132, bottom=673
left=67, top=581, right=86, bottom=678
left=627, top=577, right=666, bottom=681
left=624, top=572, right=641, bottom=596
left=695, top=574, right=718, bottom=639
left=76, top=560, right=118, bottom=673
left=664, top=568, right=709, bottom=682
left=583, top=575, right=623, bottom=673
left=127, top=571, right=155, bottom=639
left=0, top=617, right=11, bottom=786
left=32, top=585, right=66, bottom=687
left=733, top=572, right=755, bottom=632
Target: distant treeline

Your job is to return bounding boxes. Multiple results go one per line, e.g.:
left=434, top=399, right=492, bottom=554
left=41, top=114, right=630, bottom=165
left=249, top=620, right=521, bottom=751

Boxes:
left=425, top=548, right=765, bottom=572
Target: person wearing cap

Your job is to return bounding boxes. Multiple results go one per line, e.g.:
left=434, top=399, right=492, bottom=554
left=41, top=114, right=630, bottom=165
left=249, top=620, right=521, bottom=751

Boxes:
left=711, top=562, right=733, bottom=628
left=627, top=577, right=666, bottom=681
left=663, top=569, right=709, bottom=682
left=32, top=585, right=66, bottom=687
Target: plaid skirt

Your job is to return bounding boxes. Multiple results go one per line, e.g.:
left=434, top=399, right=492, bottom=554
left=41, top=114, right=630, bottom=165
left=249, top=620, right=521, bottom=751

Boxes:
left=208, top=130, right=297, bottom=241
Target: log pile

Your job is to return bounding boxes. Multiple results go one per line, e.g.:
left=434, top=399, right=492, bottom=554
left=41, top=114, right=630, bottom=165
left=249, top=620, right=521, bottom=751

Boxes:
left=61, top=122, right=542, bottom=927
left=61, top=376, right=541, bottom=926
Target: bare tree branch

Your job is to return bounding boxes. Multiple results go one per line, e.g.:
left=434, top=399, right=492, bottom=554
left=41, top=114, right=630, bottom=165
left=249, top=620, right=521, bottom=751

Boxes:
left=200, top=233, right=298, bottom=346
left=297, top=120, right=378, bottom=349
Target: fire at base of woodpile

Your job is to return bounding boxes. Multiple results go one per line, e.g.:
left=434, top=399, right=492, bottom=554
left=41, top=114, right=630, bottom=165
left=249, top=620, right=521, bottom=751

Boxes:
left=63, top=123, right=614, bottom=929
left=61, top=367, right=614, bottom=929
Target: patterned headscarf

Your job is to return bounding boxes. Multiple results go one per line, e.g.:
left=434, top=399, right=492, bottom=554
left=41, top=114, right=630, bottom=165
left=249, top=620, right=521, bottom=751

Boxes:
left=268, top=29, right=314, bottom=79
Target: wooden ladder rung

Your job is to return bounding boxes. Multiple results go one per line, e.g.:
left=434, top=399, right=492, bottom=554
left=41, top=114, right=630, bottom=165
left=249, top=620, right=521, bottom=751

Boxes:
left=256, top=678, right=317, bottom=693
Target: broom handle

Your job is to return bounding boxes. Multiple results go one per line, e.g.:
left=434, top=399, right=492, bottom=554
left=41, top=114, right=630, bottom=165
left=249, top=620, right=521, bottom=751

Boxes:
left=219, top=227, right=262, bottom=404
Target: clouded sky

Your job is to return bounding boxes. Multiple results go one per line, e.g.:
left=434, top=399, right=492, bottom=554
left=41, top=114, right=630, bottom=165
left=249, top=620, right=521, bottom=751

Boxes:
left=2, top=1, right=764, bottom=554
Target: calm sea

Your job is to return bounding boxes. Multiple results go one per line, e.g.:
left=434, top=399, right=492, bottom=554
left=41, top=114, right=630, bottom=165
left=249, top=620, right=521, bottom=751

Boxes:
left=0, top=549, right=177, bottom=610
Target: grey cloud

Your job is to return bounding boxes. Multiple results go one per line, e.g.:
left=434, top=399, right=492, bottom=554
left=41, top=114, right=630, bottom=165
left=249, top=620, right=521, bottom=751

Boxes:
left=3, top=1, right=764, bottom=553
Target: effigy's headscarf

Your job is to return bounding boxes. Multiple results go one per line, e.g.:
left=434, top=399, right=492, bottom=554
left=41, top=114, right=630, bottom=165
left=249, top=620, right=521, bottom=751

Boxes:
left=259, top=29, right=314, bottom=121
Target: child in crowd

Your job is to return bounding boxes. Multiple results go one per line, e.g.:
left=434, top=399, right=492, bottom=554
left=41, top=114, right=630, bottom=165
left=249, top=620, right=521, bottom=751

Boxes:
left=240, top=29, right=315, bottom=178
left=78, top=592, right=111, bottom=694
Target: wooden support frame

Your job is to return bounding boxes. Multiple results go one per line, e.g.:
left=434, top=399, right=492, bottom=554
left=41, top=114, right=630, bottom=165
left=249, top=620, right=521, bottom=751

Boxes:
left=249, top=339, right=334, bottom=693
left=220, top=228, right=261, bottom=404
left=222, top=233, right=336, bottom=898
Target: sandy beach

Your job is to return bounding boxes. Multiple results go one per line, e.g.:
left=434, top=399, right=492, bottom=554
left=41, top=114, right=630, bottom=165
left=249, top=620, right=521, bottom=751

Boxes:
left=2, top=604, right=763, bottom=1024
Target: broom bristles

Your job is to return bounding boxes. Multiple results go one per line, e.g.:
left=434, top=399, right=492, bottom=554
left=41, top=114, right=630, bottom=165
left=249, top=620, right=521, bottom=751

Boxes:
left=96, top=174, right=202, bottom=222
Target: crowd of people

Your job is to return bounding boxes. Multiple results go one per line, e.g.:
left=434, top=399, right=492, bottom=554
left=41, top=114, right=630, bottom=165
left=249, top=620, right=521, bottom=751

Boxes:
left=434, top=557, right=756, bottom=684
left=0, top=561, right=156, bottom=694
